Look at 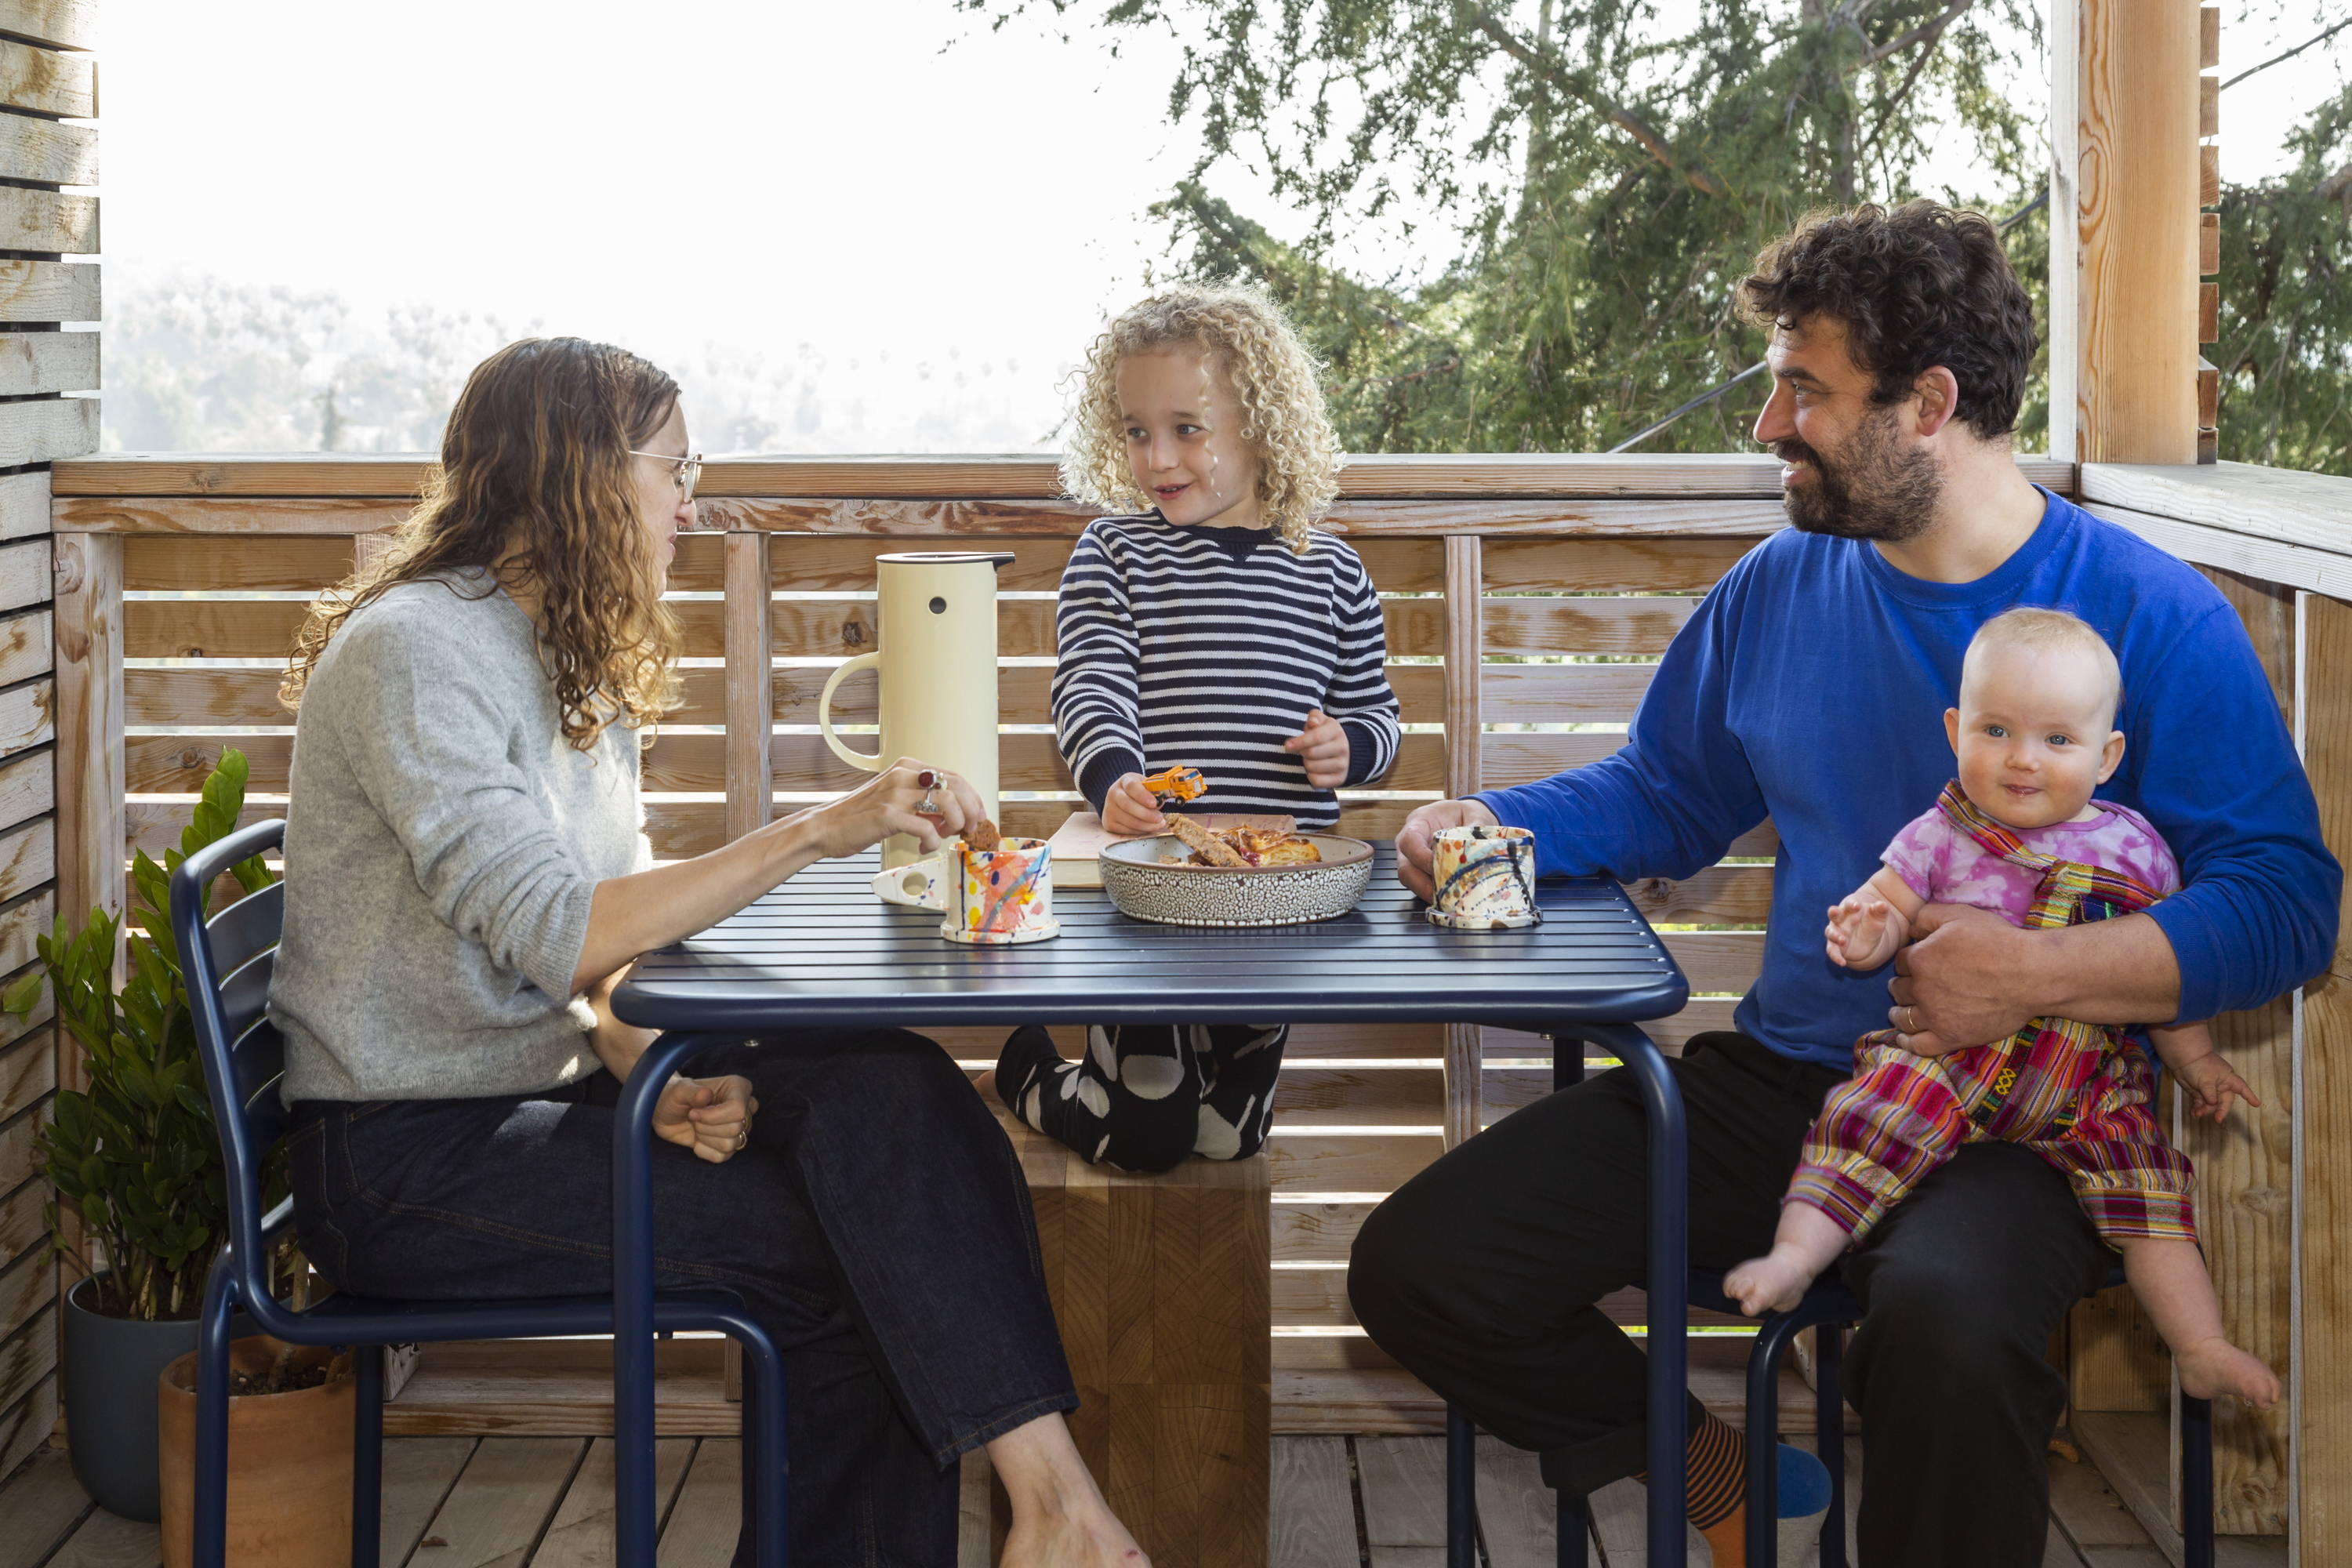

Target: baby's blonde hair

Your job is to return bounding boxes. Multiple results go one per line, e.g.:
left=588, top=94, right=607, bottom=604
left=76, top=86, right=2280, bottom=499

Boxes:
left=1965, top=608, right=2123, bottom=724
left=1061, top=283, right=1341, bottom=554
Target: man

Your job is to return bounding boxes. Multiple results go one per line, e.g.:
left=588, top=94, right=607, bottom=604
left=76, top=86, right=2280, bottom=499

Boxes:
left=1346, top=201, right=2338, bottom=1566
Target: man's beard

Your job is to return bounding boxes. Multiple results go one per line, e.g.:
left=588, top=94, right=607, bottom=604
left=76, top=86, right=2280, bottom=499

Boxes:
left=1773, top=411, right=1941, bottom=542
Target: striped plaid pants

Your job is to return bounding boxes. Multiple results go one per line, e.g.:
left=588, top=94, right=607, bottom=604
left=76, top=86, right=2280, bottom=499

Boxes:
left=1788, top=1025, right=2197, bottom=1247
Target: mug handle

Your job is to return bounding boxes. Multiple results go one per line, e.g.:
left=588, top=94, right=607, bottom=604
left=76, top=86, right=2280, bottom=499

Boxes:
left=871, top=851, right=949, bottom=909
left=818, top=652, right=887, bottom=772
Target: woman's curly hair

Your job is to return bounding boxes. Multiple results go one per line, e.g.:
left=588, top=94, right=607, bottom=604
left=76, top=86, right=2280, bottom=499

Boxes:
left=281, top=336, right=681, bottom=748
left=1061, top=283, right=1341, bottom=554
left=1738, top=200, right=2038, bottom=441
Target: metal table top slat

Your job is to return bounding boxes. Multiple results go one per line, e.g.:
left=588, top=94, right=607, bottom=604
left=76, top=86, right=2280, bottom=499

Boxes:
left=614, top=845, right=1690, bottom=1032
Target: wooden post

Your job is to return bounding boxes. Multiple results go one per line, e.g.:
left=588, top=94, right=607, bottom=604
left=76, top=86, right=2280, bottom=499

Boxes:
left=51, top=532, right=119, bottom=982
left=2047, top=0, right=2204, bottom=465
left=2295, top=590, right=2352, bottom=1564
left=2180, top=568, right=2294, bottom=1535
left=722, top=531, right=775, bottom=844
left=1443, top=538, right=1483, bottom=1149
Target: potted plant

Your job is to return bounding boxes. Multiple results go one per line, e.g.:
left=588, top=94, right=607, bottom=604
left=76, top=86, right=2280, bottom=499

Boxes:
left=5, top=750, right=278, bottom=1520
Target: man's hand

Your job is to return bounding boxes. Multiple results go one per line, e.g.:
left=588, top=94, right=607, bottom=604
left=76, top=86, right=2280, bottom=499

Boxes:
left=1102, top=774, right=1170, bottom=837
left=1886, top=903, right=2038, bottom=1054
left=652, top=1074, right=759, bottom=1164
left=1396, top=798, right=1501, bottom=900
left=1284, top=710, right=1352, bottom=789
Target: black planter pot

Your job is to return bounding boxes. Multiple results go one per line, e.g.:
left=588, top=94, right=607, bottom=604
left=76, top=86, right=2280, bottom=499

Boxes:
left=61, top=1276, right=252, bottom=1522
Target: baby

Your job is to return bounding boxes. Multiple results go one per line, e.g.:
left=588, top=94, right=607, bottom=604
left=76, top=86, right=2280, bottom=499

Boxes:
left=1724, top=608, right=2278, bottom=1407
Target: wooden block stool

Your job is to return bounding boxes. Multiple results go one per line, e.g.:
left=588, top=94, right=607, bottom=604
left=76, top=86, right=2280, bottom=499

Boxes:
left=993, top=1103, right=1272, bottom=1568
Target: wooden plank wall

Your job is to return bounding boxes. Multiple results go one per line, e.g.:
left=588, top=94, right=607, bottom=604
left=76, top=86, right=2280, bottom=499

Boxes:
left=0, top=0, right=95, bottom=1478
left=46, top=452, right=2067, bottom=1439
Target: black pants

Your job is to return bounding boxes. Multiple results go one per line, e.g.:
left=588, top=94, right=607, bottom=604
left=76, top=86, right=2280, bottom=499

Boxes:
left=289, top=1030, right=1077, bottom=1567
left=1347, top=1032, right=2113, bottom=1568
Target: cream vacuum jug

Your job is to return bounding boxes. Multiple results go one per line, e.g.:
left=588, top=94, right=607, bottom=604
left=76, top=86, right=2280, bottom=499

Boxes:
left=817, top=551, right=1018, bottom=869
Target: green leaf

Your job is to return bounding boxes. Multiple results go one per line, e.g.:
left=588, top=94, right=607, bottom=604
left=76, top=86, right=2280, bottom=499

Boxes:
left=0, top=968, right=42, bottom=1017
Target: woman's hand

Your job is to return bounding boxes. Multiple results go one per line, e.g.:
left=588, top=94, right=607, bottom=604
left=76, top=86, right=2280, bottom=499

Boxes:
left=800, top=758, right=985, bottom=860
left=1285, top=710, right=1351, bottom=789
left=652, top=1074, right=759, bottom=1163
left=1102, top=775, right=1169, bottom=837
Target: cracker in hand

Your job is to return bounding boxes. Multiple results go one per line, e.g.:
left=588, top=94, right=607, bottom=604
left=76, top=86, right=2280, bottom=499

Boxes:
left=965, top=818, right=1003, bottom=853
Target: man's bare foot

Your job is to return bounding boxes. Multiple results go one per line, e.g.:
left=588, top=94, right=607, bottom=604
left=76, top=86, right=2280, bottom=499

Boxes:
left=2175, top=1336, right=2281, bottom=1408
left=1000, top=1501, right=1149, bottom=1568
left=1724, top=1248, right=1817, bottom=1317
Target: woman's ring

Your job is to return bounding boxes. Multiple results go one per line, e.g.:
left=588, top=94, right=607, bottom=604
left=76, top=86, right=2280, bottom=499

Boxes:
left=735, top=1127, right=748, bottom=1151
left=914, top=768, right=941, bottom=816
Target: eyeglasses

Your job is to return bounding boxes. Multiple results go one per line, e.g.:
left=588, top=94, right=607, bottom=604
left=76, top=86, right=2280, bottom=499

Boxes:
left=630, top=449, right=704, bottom=500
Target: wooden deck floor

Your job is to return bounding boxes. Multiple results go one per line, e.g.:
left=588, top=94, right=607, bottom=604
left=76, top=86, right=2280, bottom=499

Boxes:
left=0, top=1429, right=2280, bottom=1567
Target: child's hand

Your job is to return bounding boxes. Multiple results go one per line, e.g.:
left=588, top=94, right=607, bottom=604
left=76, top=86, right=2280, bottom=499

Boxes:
left=1825, top=895, right=1896, bottom=969
left=1102, top=775, right=1169, bottom=837
left=1285, top=710, right=1351, bottom=789
left=2177, top=1053, right=2263, bottom=1124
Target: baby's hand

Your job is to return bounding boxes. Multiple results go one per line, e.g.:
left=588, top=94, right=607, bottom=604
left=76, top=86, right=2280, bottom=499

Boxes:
left=2177, top=1053, right=2263, bottom=1124
left=1284, top=710, right=1351, bottom=789
left=1102, top=774, right=1169, bottom=837
left=1824, top=895, right=1896, bottom=969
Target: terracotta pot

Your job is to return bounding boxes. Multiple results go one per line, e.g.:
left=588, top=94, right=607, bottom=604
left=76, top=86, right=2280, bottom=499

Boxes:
left=156, top=1337, right=353, bottom=1568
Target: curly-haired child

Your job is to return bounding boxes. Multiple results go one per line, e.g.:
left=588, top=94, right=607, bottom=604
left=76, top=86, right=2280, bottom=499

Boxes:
left=1726, top=608, right=2278, bottom=1408
left=985, top=283, right=1402, bottom=1171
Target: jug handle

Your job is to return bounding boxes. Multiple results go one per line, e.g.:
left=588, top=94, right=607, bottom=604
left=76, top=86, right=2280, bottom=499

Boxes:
left=818, top=652, right=887, bottom=771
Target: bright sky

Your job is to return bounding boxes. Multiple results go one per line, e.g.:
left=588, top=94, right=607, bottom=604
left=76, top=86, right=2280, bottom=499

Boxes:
left=92, top=1, right=2347, bottom=452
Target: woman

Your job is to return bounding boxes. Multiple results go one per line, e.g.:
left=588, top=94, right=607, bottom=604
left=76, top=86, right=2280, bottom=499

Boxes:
left=270, top=337, right=1145, bottom=1566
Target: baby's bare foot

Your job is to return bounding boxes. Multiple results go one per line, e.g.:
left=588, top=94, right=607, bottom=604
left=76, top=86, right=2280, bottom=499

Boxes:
left=1725, top=1250, right=1815, bottom=1317
left=2176, top=1337, right=2281, bottom=1409
left=972, top=1069, right=998, bottom=1101
left=1000, top=1503, right=1149, bottom=1568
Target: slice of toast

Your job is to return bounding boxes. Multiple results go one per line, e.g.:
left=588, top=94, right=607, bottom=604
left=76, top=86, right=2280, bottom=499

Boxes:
left=1167, top=814, right=1251, bottom=868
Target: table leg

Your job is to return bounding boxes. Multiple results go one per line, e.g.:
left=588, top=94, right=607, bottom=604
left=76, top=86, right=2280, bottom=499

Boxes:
left=1570, top=1024, right=1687, bottom=1568
left=615, top=1032, right=730, bottom=1566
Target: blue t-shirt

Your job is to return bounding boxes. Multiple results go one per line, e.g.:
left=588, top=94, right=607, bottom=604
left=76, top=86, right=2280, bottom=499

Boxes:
left=1472, top=488, right=2340, bottom=1070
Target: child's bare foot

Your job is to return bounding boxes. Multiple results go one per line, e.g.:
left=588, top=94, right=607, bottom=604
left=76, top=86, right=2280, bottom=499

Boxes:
left=2175, top=1336, right=2281, bottom=1409
left=1725, top=1247, right=1817, bottom=1317
left=1000, top=1502, right=1149, bottom=1568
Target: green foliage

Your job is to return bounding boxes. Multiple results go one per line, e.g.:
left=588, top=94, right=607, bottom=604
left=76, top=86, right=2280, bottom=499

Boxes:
left=2214, top=80, right=2352, bottom=477
left=5, top=750, right=278, bottom=1321
left=959, top=0, right=2049, bottom=452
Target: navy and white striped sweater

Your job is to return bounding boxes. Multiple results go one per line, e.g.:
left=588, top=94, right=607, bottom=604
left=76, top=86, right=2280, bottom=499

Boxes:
left=1051, top=514, right=1403, bottom=829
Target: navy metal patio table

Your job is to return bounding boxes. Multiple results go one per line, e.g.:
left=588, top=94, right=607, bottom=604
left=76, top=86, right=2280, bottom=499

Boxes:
left=609, top=845, right=1694, bottom=1566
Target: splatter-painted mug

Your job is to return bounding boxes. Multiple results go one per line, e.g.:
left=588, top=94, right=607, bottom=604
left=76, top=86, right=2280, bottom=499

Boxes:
left=1427, top=824, right=1543, bottom=930
left=870, top=836, right=1062, bottom=945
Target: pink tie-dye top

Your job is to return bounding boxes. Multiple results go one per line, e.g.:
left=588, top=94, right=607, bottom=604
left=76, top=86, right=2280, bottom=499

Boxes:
left=1880, top=789, right=2180, bottom=926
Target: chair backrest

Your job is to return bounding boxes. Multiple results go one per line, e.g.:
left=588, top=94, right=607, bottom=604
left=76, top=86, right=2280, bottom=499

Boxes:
left=170, top=819, right=291, bottom=1300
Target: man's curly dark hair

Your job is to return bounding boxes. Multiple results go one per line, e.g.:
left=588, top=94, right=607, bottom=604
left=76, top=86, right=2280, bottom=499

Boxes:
left=1738, top=200, right=2038, bottom=441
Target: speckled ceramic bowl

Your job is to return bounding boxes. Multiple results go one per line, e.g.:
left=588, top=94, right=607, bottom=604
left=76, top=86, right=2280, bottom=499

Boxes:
left=1098, top=835, right=1376, bottom=927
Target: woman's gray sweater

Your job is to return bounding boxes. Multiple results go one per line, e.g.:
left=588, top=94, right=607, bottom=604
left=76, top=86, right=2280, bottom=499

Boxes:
left=270, top=571, right=651, bottom=1103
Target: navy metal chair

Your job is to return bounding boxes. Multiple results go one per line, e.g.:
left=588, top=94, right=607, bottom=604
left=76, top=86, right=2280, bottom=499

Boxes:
left=175, top=819, right=791, bottom=1567
left=1443, top=1029, right=2220, bottom=1568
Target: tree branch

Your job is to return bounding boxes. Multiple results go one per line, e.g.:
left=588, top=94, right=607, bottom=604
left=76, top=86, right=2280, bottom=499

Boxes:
left=1457, top=2, right=1730, bottom=198
left=1849, top=0, right=1972, bottom=71
left=2221, top=14, right=2352, bottom=93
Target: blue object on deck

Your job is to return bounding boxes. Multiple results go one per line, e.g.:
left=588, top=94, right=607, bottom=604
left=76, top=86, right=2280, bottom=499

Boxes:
left=174, top=820, right=791, bottom=1568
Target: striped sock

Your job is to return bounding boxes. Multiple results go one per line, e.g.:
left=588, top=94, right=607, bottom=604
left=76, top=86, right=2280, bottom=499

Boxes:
left=1636, top=1410, right=1747, bottom=1566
